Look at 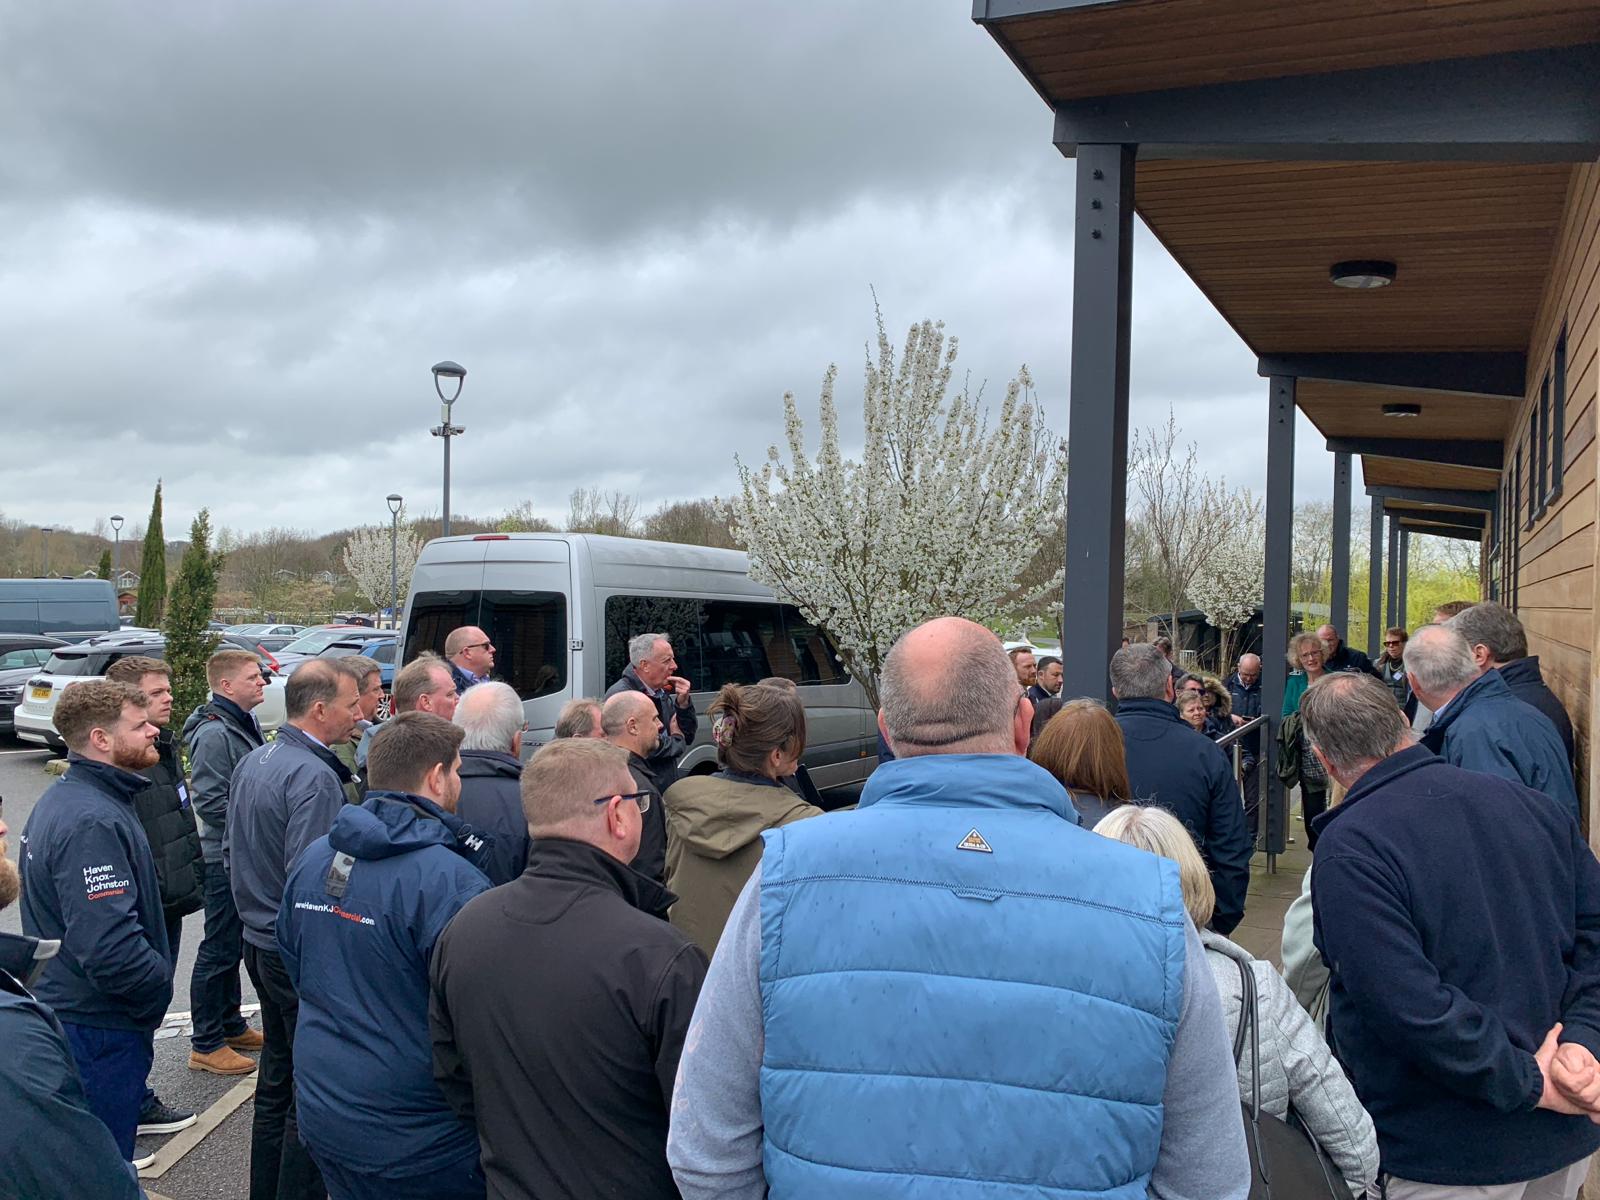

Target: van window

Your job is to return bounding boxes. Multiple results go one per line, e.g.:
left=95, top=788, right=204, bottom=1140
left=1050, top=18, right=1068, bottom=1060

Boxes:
left=604, top=596, right=705, bottom=685
left=407, top=590, right=568, bottom=701
left=480, top=591, right=567, bottom=700
left=777, top=607, right=847, bottom=686
left=602, top=596, right=847, bottom=690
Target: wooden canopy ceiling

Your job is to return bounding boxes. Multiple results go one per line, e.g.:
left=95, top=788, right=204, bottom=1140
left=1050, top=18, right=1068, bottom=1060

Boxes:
left=986, top=0, right=1600, bottom=103
left=1361, top=456, right=1502, bottom=493
left=1134, top=160, right=1572, bottom=355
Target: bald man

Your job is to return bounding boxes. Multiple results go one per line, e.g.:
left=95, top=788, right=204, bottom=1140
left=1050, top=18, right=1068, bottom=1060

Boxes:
left=444, top=626, right=495, bottom=696
left=670, top=617, right=1249, bottom=1199
left=602, top=692, right=669, bottom=889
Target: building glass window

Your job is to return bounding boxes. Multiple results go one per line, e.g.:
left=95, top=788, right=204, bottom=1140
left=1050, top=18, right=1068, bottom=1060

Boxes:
left=1547, top=325, right=1567, bottom=508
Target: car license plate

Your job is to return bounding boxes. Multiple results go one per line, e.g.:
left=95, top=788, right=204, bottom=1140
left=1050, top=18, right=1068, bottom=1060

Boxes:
left=30, top=686, right=51, bottom=701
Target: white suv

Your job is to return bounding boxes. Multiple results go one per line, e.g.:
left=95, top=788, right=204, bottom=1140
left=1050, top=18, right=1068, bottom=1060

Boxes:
left=14, top=635, right=287, bottom=750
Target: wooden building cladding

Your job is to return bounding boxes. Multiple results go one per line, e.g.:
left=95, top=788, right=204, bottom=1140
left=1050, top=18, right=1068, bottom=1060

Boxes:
left=1492, top=160, right=1600, bottom=825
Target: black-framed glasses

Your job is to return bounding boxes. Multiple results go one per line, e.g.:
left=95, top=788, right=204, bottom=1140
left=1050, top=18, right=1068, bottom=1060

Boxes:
left=591, top=790, right=651, bottom=814
left=462, top=641, right=493, bottom=652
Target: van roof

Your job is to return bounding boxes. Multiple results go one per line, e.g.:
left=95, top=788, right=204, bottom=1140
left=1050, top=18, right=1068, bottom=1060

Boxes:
left=418, top=532, right=750, bottom=573
left=0, top=578, right=118, bottom=596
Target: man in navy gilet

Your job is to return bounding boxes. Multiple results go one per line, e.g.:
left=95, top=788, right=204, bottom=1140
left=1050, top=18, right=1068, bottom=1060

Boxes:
left=668, top=617, right=1249, bottom=1199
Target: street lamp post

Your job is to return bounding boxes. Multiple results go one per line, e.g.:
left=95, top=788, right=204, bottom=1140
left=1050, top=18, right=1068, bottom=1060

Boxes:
left=387, top=494, right=403, bottom=630
left=110, top=514, right=124, bottom=583
left=40, top=527, right=53, bottom=577
left=429, top=361, right=467, bottom=536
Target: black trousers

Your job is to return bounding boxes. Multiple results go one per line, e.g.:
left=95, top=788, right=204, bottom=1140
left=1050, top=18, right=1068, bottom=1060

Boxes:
left=191, top=859, right=248, bottom=1053
left=1301, top=782, right=1329, bottom=851
left=242, top=943, right=325, bottom=1200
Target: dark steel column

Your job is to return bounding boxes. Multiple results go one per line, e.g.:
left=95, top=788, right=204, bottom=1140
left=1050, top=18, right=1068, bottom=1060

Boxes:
left=1367, top=500, right=1384, bottom=654
left=1331, top=451, right=1352, bottom=642
left=1262, top=377, right=1296, bottom=858
left=1386, top=514, right=1401, bottom=628
left=1398, top=529, right=1411, bottom=628
left=1061, top=144, right=1136, bottom=703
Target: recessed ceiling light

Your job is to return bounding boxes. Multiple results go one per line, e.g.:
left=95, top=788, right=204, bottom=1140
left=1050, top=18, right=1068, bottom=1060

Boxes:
left=1383, top=403, right=1422, bottom=418
left=1330, top=260, right=1397, bottom=289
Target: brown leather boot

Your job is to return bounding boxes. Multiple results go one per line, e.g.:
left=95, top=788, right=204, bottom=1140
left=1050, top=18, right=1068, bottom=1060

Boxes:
left=189, top=1046, right=258, bottom=1075
left=224, top=1028, right=265, bottom=1052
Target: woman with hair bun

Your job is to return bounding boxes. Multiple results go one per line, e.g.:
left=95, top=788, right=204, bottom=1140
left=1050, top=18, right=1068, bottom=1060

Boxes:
left=663, top=681, right=823, bottom=955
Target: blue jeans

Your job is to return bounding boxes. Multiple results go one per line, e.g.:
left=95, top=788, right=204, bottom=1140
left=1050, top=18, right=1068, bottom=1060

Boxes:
left=311, top=1151, right=486, bottom=1200
left=62, top=1023, right=154, bottom=1160
left=191, top=858, right=249, bottom=1053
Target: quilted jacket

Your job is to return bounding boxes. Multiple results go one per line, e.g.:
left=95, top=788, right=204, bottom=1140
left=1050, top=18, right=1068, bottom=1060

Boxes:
left=1204, top=930, right=1378, bottom=1198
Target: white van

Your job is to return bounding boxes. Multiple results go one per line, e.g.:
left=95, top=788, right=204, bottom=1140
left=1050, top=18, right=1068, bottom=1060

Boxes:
left=400, top=533, right=879, bottom=790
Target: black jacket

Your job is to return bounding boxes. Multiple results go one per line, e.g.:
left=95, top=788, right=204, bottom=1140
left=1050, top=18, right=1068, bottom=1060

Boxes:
left=19, top=758, right=172, bottom=1030
left=430, top=837, right=708, bottom=1200
left=0, top=935, right=144, bottom=1200
left=455, top=748, right=530, bottom=887
left=132, top=728, right=204, bottom=921
left=626, top=750, right=669, bottom=889
left=1312, top=745, right=1600, bottom=1185
left=1324, top=642, right=1379, bottom=677
left=606, top=666, right=699, bottom=790
left=182, top=694, right=265, bottom=864
left=1224, top=672, right=1262, bottom=760
left=1114, top=697, right=1252, bottom=936
left=1497, top=655, right=1576, bottom=772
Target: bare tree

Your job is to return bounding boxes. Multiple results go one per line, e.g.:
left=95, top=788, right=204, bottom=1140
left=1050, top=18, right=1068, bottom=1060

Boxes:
left=565, top=487, right=640, bottom=537
left=1292, top=501, right=1336, bottom=606
left=643, top=498, right=742, bottom=549
left=225, top=528, right=303, bottom=615
left=1129, top=410, right=1236, bottom=651
left=496, top=500, right=558, bottom=533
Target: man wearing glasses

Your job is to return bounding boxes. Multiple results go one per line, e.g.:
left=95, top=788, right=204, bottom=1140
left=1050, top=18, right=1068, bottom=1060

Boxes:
left=443, top=626, right=496, bottom=696
left=431, top=738, right=707, bottom=1200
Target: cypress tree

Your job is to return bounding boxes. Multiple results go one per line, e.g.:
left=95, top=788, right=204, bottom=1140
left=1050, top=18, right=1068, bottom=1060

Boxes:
left=163, top=509, right=223, bottom=719
left=134, top=481, right=166, bottom=627
left=96, top=549, right=112, bottom=580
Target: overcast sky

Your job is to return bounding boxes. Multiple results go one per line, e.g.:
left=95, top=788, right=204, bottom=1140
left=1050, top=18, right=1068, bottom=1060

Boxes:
left=0, top=0, right=1337, bottom=541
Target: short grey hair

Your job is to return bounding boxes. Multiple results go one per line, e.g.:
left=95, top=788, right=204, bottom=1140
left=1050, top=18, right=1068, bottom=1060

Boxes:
left=628, top=632, right=668, bottom=666
left=452, top=681, right=523, bottom=752
left=336, top=655, right=381, bottom=689
left=880, top=623, right=1016, bottom=754
left=1448, top=602, right=1527, bottom=664
left=1109, top=644, right=1170, bottom=700
left=553, top=697, right=602, bottom=739
left=1402, top=624, right=1478, bottom=694
left=1299, top=672, right=1410, bottom=775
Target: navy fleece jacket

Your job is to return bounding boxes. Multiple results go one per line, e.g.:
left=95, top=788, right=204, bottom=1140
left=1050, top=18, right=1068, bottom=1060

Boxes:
left=1312, top=745, right=1600, bottom=1185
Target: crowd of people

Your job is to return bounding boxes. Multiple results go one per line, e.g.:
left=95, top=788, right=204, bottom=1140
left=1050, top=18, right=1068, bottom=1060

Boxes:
left=2, top=601, right=1599, bottom=1199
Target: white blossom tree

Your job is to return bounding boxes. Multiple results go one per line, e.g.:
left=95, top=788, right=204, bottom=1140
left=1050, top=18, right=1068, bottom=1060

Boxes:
left=725, top=310, right=1067, bottom=707
left=1188, top=492, right=1265, bottom=673
left=342, top=510, right=422, bottom=616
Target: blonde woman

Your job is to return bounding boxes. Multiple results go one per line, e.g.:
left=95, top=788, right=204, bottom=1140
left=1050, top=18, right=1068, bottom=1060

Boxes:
left=1095, top=804, right=1378, bottom=1198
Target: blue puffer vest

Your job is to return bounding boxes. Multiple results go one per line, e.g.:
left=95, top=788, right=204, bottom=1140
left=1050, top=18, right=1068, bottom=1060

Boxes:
left=757, top=754, right=1188, bottom=1198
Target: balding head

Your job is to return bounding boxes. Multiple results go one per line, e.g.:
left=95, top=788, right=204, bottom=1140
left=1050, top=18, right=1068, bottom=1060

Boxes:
left=1316, top=625, right=1342, bottom=655
left=453, top=681, right=524, bottom=754
left=879, top=617, right=1024, bottom=757
left=444, top=625, right=494, bottom=677
left=602, top=691, right=661, bottom=758
left=1236, top=653, right=1261, bottom=684
left=1402, top=623, right=1481, bottom=711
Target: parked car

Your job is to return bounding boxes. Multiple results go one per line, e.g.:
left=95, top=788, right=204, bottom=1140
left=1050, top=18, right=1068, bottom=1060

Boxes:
left=275, top=625, right=395, bottom=671
left=0, top=636, right=69, bottom=736
left=12, top=634, right=288, bottom=751
left=0, top=579, right=120, bottom=640
left=316, top=636, right=399, bottom=716
left=402, top=532, right=877, bottom=789
left=225, top=623, right=306, bottom=652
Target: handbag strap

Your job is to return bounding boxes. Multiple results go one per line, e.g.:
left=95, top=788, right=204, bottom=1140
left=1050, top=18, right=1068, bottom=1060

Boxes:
left=1232, top=955, right=1263, bottom=1118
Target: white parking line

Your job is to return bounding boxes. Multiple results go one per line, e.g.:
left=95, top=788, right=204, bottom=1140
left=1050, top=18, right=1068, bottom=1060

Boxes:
left=0, top=748, right=50, bottom=756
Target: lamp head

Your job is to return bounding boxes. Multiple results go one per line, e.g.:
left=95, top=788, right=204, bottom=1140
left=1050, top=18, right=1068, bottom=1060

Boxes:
left=110, top=514, right=124, bottom=531
left=387, top=493, right=403, bottom=515
left=432, top=360, right=466, bottom=406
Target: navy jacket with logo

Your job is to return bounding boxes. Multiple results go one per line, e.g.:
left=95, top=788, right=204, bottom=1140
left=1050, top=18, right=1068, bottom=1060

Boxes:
left=226, top=723, right=352, bottom=950
left=19, top=758, right=172, bottom=1030
left=455, top=748, right=529, bottom=887
left=277, top=791, right=492, bottom=1177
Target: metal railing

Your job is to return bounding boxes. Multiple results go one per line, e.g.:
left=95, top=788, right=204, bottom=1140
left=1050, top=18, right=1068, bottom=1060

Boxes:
left=1215, top=714, right=1274, bottom=873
